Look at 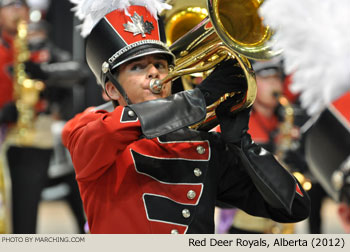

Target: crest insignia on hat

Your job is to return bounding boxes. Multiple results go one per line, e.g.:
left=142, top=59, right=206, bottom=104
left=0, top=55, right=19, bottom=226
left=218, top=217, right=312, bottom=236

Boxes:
left=123, top=12, right=154, bottom=37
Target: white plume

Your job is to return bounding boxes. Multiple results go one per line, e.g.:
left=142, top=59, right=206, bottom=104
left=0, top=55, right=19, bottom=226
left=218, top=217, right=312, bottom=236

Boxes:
left=70, top=0, right=172, bottom=37
left=259, top=0, right=350, bottom=116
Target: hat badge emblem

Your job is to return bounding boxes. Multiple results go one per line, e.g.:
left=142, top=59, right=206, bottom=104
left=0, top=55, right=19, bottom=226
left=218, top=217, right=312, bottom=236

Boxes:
left=123, top=12, right=154, bottom=37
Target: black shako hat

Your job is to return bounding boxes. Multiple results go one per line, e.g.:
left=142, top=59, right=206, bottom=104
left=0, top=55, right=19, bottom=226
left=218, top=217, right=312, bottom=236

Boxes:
left=85, top=5, right=175, bottom=87
left=251, top=57, right=284, bottom=78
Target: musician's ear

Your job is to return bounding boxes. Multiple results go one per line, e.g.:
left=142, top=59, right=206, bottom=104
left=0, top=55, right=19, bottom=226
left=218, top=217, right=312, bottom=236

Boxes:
left=105, top=82, right=121, bottom=101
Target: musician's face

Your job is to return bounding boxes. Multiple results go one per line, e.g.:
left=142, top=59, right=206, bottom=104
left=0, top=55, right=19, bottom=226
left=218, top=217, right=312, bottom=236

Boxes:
left=0, top=4, right=29, bottom=35
left=106, top=54, right=172, bottom=106
left=255, top=74, right=283, bottom=109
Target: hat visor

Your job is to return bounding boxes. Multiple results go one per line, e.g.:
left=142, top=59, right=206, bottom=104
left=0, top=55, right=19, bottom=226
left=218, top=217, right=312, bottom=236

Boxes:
left=256, top=68, right=282, bottom=77
left=110, top=46, right=175, bottom=72
left=0, top=0, right=27, bottom=7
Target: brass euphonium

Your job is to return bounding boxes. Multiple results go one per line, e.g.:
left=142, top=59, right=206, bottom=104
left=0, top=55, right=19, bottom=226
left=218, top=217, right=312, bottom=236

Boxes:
left=164, top=0, right=208, bottom=46
left=152, top=0, right=281, bottom=130
left=163, top=0, right=209, bottom=91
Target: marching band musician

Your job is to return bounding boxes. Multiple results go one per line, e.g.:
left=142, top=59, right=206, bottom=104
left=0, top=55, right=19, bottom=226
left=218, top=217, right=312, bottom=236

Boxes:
left=26, top=19, right=88, bottom=234
left=63, top=0, right=310, bottom=234
left=0, top=0, right=87, bottom=233
left=0, top=0, right=48, bottom=235
left=248, top=59, right=286, bottom=153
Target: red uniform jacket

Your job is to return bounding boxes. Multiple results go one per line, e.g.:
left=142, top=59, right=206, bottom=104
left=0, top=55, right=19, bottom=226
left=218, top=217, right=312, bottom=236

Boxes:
left=248, top=110, right=278, bottom=144
left=0, top=32, right=15, bottom=108
left=63, top=103, right=310, bottom=234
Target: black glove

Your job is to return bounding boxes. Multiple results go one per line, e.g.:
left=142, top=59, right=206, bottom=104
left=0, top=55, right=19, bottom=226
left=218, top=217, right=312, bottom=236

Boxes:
left=216, top=98, right=251, bottom=144
left=0, top=102, right=18, bottom=124
left=24, top=61, right=49, bottom=80
left=197, top=58, right=246, bottom=106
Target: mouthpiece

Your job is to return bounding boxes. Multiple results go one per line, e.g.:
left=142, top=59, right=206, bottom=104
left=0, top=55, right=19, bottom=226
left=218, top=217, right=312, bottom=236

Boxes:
left=150, top=79, right=162, bottom=94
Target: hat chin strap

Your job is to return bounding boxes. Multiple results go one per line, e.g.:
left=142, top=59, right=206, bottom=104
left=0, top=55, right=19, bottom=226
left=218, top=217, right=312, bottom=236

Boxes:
left=105, top=70, right=132, bottom=105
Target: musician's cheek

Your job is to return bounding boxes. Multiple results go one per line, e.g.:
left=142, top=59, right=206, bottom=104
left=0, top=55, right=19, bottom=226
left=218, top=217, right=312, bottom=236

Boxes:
left=161, top=81, right=172, bottom=97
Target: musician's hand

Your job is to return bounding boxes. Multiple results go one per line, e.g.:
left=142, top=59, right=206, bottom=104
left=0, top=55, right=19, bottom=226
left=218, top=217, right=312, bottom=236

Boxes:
left=0, top=102, right=18, bottom=124
left=196, top=58, right=246, bottom=106
left=216, top=102, right=251, bottom=144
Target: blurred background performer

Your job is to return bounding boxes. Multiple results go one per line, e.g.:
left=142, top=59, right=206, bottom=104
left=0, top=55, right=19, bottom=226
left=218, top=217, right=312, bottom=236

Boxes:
left=0, top=0, right=87, bottom=233
left=26, top=18, right=88, bottom=234
left=0, top=0, right=36, bottom=234
left=260, top=0, right=350, bottom=233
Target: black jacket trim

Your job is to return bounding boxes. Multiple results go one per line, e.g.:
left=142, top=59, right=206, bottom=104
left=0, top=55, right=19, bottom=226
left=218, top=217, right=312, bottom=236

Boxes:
left=143, top=193, right=196, bottom=226
left=121, top=107, right=138, bottom=122
left=131, top=149, right=208, bottom=184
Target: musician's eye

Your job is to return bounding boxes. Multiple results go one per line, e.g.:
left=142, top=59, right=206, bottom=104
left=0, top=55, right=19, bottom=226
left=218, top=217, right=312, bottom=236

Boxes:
left=154, top=63, right=163, bottom=69
left=154, top=61, right=168, bottom=71
left=130, top=63, right=145, bottom=71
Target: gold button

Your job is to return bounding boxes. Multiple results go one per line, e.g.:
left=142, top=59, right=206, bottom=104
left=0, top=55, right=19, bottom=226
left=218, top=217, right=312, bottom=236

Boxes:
left=187, top=190, right=196, bottom=200
left=182, top=209, right=190, bottom=218
left=171, top=229, right=179, bottom=234
left=193, top=168, right=202, bottom=177
left=128, top=110, right=135, bottom=117
left=196, top=146, right=205, bottom=154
